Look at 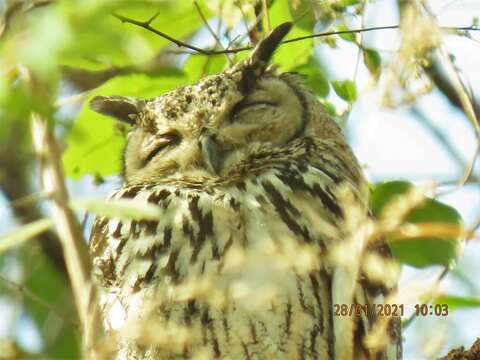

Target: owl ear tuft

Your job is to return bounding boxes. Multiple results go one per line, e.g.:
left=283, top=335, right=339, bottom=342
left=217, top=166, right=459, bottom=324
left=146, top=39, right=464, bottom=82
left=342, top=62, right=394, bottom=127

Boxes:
left=248, top=22, right=293, bottom=70
left=236, top=22, right=292, bottom=93
left=90, top=96, right=144, bottom=125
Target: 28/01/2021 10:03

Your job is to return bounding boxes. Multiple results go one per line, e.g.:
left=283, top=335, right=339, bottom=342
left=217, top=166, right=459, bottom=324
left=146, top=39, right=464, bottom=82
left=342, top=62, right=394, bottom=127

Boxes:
left=333, top=303, right=449, bottom=317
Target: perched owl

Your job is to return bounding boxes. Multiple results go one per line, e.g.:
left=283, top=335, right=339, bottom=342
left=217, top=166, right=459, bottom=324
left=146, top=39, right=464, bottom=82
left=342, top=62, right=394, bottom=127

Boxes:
left=88, top=23, right=401, bottom=359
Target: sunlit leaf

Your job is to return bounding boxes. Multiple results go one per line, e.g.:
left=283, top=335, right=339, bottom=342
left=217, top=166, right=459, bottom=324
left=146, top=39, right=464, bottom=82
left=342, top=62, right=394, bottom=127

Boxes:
left=183, top=54, right=227, bottom=80
left=370, top=181, right=464, bottom=268
left=288, top=0, right=317, bottom=31
left=21, top=248, right=79, bottom=358
left=62, top=71, right=188, bottom=179
left=71, top=197, right=162, bottom=220
left=331, top=79, right=357, bottom=102
left=434, top=294, right=480, bottom=311
left=59, top=1, right=211, bottom=70
left=363, top=48, right=382, bottom=77
left=292, top=58, right=329, bottom=97
left=342, top=0, right=361, bottom=5
left=0, top=219, right=54, bottom=253
left=270, top=0, right=313, bottom=69
left=318, top=98, right=338, bottom=116
left=336, top=23, right=357, bottom=42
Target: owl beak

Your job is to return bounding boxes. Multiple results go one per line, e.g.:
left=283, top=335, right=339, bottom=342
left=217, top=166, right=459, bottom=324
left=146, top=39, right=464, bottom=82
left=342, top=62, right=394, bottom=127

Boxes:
left=199, top=133, right=222, bottom=175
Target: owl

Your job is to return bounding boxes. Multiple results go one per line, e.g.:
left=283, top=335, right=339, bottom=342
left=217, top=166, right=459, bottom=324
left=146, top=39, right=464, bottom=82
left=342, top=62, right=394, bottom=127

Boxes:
left=88, top=22, right=401, bottom=359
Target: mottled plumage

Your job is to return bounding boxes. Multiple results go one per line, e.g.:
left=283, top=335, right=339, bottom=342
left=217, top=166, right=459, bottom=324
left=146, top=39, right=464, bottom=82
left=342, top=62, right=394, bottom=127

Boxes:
left=89, top=23, right=401, bottom=359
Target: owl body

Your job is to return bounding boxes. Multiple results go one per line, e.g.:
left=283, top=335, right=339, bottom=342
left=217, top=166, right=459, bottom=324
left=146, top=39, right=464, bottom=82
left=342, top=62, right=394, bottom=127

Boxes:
left=89, top=23, right=401, bottom=359
left=92, top=162, right=341, bottom=359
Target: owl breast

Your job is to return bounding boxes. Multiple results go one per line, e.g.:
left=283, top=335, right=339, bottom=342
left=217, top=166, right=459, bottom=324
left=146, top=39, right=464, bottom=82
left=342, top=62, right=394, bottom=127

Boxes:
left=90, top=162, right=355, bottom=359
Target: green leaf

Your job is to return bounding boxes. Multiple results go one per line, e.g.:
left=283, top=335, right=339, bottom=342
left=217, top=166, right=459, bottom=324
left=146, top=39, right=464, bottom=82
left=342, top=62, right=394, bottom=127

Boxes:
left=370, top=181, right=411, bottom=215
left=292, top=58, right=329, bottom=97
left=363, top=48, right=382, bottom=76
left=342, top=0, right=361, bottom=5
left=62, top=71, right=188, bottom=179
left=22, top=248, right=79, bottom=358
left=336, top=23, right=357, bottom=43
left=288, top=0, right=317, bottom=31
left=370, top=181, right=463, bottom=268
left=331, top=79, right=357, bottom=102
left=71, top=198, right=162, bottom=220
left=318, top=98, right=338, bottom=116
left=183, top=54, right=227, bottom=80
left=270, top=0, right=313, bottom=69
left=58, top=1, right=210, bottom=70
left=434, top=294, right=480, bottom=311
left=0, top=219, right=54, bottom=253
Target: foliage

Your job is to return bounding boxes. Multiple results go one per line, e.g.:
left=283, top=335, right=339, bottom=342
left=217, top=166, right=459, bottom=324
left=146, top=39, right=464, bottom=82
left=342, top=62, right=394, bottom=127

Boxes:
left=370, top=181, right=463, bottom=268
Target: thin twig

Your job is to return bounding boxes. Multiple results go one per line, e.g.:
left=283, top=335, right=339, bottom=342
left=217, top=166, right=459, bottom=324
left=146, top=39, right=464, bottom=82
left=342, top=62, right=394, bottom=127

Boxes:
left=409, top=107, right=480, bottom=193
left=402, top=267, right=449, bottom=329
left=31, top=114, right=103, bottom=357
left=193, top=1, right=232, bottom=64
left=55, top=91, right=91, bottom=108
left=0, top=273, right=79, bottom=327
left=113, top=12, right=209, bottom=54
left=418, top=1, right=480, bottom=196
left=114, top=13, right=480, bottom=56
left=455, top=142, right=480, bottom=190
left=6, top=191, right=51, bottom=209
left=262, top=0, right=271, bottom=33
left=420, top=1, right=480, bottom=137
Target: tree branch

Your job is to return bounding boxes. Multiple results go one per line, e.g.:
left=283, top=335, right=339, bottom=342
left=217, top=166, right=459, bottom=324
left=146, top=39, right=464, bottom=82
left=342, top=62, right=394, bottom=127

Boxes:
left=113, top=12, right=480, bottom=56
left=113, top=12, right=209, bottom=54
left=0, top=119, right=67, bottom=274
left=31, top=114, right=103, bottom=357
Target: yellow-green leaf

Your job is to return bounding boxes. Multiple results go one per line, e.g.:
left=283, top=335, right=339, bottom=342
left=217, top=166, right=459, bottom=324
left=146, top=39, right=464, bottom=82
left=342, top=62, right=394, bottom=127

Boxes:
left=270, top=0, right=313, bottom=70
left=331, top=79, right=357, bottom=102
left=363, top=48, right=382, bottom=77
left=434, top=294, right=480, bottom=311
left=292, top=58, right=329, bottom=97
left=337, top=23, right=357, bottom=43
left=370, top=181, right=464, bottom=268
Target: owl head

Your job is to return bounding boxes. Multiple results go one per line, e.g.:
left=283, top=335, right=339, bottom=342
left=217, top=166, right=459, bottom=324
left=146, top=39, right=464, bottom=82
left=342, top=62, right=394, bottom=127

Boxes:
left=91, top=22, right=353, bottom=186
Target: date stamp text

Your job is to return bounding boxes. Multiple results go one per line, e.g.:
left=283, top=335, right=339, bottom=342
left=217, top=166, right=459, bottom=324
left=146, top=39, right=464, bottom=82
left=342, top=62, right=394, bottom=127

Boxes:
left=333, top=303, right=449, bottom=317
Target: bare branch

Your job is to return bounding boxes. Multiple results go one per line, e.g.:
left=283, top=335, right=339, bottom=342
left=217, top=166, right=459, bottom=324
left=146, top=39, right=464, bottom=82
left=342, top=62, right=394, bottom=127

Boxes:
left=113, top=12, right=209, bottom=54
left=261, top=0, right=271, bottom=33
left=0, top=119, right=66, bottom=274
left=193, top=1, right=232, bottom=64
left=31, top=114, right=103, bottom=357
left=114, top=12, right=480, bottom=56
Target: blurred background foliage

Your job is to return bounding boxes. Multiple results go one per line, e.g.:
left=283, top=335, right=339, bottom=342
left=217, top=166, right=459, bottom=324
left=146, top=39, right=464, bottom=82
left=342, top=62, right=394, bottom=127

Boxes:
left=0, top=0, right=478, bottom=358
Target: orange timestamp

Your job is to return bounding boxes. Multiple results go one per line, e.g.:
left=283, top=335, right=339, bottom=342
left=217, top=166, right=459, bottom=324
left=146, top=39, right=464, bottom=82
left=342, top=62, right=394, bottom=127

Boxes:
left=414, top=303, right=449, bottom=316
left=333, top=303, right=449, bottom=317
